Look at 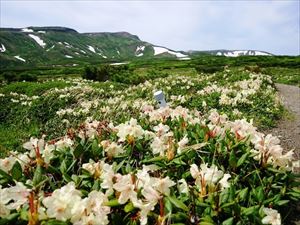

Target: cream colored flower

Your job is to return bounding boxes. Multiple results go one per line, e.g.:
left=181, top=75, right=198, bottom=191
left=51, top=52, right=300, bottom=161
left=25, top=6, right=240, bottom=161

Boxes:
left=113, top=174, right=137, bottom=204
left=262, top=208, right=281, bottom=225
left=43, top=182, right=81, bottom=221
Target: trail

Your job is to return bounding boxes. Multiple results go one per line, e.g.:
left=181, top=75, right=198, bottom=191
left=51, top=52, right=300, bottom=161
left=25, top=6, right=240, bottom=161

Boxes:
left=267, top=83, right=300, bottom=159
left=267, top=84, right=300, bottom=225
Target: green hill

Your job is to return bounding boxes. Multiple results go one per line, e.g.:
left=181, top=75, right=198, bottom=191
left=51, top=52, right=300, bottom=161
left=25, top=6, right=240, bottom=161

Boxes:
left=0, top=26, right=190, bottom=69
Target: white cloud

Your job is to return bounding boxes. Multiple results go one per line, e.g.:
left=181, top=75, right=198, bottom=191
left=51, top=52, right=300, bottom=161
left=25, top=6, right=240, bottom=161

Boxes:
left=0, top=1, right=299, bottom=55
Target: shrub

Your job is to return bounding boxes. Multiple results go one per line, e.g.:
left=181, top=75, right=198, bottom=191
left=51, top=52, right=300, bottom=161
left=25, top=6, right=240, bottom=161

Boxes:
left=195, top=65, right=224, bottom=74
left=19, top=73, right=38, bottom=82
left=2, top=71, right=18, bottom=83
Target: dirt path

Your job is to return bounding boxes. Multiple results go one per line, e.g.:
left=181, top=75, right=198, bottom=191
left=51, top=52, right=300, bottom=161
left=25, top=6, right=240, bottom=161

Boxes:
left=268, top=84, right=300, bottom=225
left=266, top=83, right=300, bottom=160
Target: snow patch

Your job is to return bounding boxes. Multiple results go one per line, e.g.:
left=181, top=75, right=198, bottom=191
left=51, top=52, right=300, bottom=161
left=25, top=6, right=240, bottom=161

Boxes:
left=46, top=45, right=55, bottom=52
left=224, top=50, right=271, bottom=57
left=135, top=46, right=145, bottom=57
left=224, top=50, right=248, bottom=57
left=178, top=57, right=191, bottom=60
left=14, top=55, right=26, bottom=62
left=22, top=28, right=34, bottom=33
left=0, top=44, right=6, bottom=53
left=28, top=34, right=46, bottom=48
left=153, top=46, right=188, bottom=58
left=80, top=50, right=86, bottom=54
left=87, top=45, right=96, bottom=53
left=136, top=46, right=145, bottom=52
left=254, top=51, right=270, bottom=56
left=65, top=55, right=73, bottom=58
left=75, top=52, right=80, bottom=55
left=117, top=50, right=120, bottom=55
left=37, top=31, right=46, bottom=34
left=110, top=62, right=128, bottom=66
left=216, top=52, right=222, bottom=56
left=97, top=53, right=107, bottom=58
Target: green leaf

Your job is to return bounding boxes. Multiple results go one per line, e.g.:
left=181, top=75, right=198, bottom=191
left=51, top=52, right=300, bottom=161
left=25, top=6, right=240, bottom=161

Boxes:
left=241, top=206, right=259, bottom=216
left=32, top=165, right=43, bottom=187
left=220, top=188, right=229, bottom=205
left=0, top=168, right=13, bottom=182
left=199, top=222, right=214, bottom=225
left=237, top=187, right=248, bottom=201
left=166, top=195, right=189, bottom=212
left=256, top=186, right=264, bottom=202
left=229, top=150, right=237, bottom=168
left=63, top=174, right=72, bottom=183
left=237, top=152, right=249, bottom=167
left=124, top=202, right=135, bottom=213
left=275, top=200, right=289, bottom=206
left=164, top=197, right=173, bottom=214
left=41, top=219, right=70, bottom=225
left=222, top=217, right=234, bottom=225
left=11, top=161, right=23, bottom=181
left=221, top=202, right=235, bottom=209
left=59, top=160, right=67, bottom=174
left=105, top=199, right=121, bottom=207
left=141, top=156, right=165, bottom=163
left=169, top=157, right=186, bottom=166
left=73, top=144, right=84, bottom=158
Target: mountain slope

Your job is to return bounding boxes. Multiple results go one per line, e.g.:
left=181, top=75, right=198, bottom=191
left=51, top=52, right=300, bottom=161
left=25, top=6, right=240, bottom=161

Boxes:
left=0, top=26, right=272, bottom=69
left=0, top=26, right=190, bottom=69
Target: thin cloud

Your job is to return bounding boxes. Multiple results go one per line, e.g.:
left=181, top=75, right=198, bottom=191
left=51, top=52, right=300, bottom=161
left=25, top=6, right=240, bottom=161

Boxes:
left=0, top=0, right=299, bottom=55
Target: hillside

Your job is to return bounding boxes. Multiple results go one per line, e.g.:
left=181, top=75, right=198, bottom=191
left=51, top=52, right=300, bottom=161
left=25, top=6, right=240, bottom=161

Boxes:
left=0, top=26, right=189, bottom=69
left=0, top=26, right=274, bottom=69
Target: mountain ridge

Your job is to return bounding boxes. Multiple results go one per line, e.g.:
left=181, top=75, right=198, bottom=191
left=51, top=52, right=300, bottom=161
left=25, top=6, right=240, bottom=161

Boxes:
left=0, top=26, right=273, bottom=69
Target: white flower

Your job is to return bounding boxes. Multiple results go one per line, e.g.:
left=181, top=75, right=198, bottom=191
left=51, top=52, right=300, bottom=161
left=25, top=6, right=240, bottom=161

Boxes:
left=177, top=135, right=189, bottom=154
left=262, top=208, right=281, bottom=225
left=113, top=174, right=137, bottom=204
left=218, top=174, right=231, bottom=189
left=43, top=182, right=82, bottom=221
left=153, top=123, right=170, bottom=137
left=101, top=141, right=124, bottom=158
left=0, top=156, right=16, bottom=173
left=0, top=182, right=30, bottom=210
left=141, top=185, right=160, bottom=203
left=178, top=179, right=189, bottom=194
left=115, top=118, right=144, bottom=142
left=23, top=137, right=45, bottom=158
left=71, top=191, right=110, bottom=225
left=251, top=133, right=292, bottom=169
left=152, top=176, right=175, bottom=196
left=150, top=137, right=167, bottom=156
left=208, top=110, right=227, bottom=125
left=0, top=202, right=10, bottom=217
left=43, top=144, right=55, bottom=164
left=82, top=160, right=103, bottom=178
left=230, top=119, right=256, bottom=140
left=55, top=137, right=74, bottom=150
left=100, top=163, right=115, bottom=196
left=190, top=164, right=230, bottom=192
left=132, top=198, right=157, bottom=225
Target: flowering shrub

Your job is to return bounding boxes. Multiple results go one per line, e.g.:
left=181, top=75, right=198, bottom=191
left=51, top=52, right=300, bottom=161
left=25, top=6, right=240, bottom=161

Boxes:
left=0, top=105, right=299, bottom=225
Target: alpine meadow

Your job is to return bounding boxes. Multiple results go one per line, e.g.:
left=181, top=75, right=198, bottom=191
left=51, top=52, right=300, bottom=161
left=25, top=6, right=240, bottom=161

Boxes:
left=0, top=3, right=300, bottom=225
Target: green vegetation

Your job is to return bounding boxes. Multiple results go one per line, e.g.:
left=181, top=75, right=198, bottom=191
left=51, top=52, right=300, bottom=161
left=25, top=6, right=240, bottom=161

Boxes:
left=1, top=56, right=294, bottom=153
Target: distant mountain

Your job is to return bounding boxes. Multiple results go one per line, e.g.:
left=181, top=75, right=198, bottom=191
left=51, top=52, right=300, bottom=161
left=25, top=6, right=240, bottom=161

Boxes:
left=189, top=49, right=273, bottom=57
left=0, top=26, right=272, bottom=68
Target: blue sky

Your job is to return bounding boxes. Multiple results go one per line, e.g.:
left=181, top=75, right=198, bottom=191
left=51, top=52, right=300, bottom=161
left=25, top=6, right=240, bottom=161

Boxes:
left=1, top=0, right=299, bottom=55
